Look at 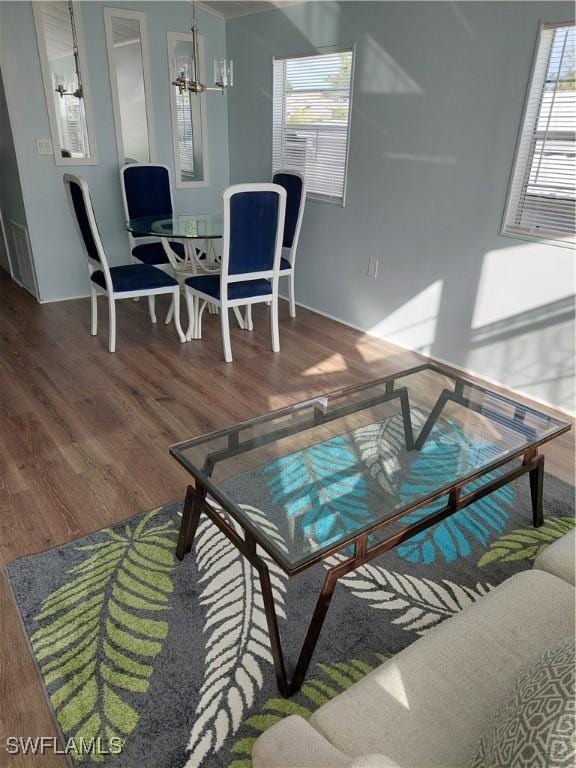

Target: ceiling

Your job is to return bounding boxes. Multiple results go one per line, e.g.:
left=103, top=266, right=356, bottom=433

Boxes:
left=199, top=1, right=304, bottom=19
left=40, top=2, right=74, bottom=61
left=41, top=3, right=141, bottom=60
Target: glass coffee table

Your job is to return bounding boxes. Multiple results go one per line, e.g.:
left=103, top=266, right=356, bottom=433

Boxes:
left=171, top=363, right=570, bottom=696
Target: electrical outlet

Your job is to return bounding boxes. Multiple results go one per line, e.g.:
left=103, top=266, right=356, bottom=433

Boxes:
left=367, top=257, right=379, bottom=279
left=36, top=139, right=53, bottom=156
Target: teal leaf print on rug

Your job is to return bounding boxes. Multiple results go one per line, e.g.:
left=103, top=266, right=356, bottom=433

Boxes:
left=397, top=433, right=513, bottom=565
left=30, top=508, right=177, bottom=764
left=226, top=653, right=390, bottom=768
left=262, top=435, right=370, bottom=548
left=478, top=516, right=575, bottom=567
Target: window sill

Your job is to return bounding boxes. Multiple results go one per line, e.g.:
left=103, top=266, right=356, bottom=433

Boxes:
left=307, top=193, right=346, bottom=208
left=501, top=227, right=575, bottom=251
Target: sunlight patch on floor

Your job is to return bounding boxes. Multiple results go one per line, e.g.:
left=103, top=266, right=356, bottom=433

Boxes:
left=302, top=352, right=348, bottom=377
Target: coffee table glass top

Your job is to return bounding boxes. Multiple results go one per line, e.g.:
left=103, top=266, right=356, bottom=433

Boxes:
left=126, top=214, right=223, bottom=239
left=170, top=364, right=570, bottom=572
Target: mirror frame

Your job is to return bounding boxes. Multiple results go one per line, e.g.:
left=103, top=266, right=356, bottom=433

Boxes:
left=33, top=1, right=97, bottom=166
left=167, top=31, right=210, bottom=189
left=104, top=7, right=156, bottom=166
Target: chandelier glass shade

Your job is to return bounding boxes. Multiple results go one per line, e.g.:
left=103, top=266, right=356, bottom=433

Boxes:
left=171, top=0, right=233, bottom=95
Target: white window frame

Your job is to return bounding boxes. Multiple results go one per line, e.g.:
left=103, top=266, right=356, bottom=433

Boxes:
left=103, top=7, right=157, bottom=166
left=272, top=46, right=355, bottom=207
left=167, top=31, right=209, bottom=189
left=33, top=1, right=97, bottom=166
left=502, top=21, right=575, bottom=249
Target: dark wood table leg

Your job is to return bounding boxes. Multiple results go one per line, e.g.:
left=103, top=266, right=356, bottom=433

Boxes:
left=529, top=454, right=545, bottom=528
left=253, top=555, right=289, bottom=697
left=288, top=569, right=339, bottom=695
left=176, top=484, right=204, bottom=560
left=414, top=389, right=451, bottom=450
left=398, top=388, right=415, bottom=451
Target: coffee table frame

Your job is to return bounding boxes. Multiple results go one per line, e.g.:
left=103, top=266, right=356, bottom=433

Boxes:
left=172, top=364, right=570, bottom=697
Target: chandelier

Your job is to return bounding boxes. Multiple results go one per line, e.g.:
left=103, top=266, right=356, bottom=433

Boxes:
left=53, top=1, right=83, bottom=99
left=172, top=0, right=233, bottom=95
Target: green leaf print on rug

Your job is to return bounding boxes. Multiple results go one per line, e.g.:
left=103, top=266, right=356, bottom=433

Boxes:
left=30, top=508, right=177, bottom=763
left=226, top=653, right=389, bottom=768
left=478, top=516, right=575, bottom=567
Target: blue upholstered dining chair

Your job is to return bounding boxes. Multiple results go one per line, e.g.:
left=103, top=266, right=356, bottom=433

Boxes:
left=244, top=170, right=306, bottom=332
left=120, top=163, right=204, bottom=326
left=184, top=183, right=287, bottom=363
left=64, top=174, right=186, bottom=353
left=120, top=163, right=184, bottom=270
left=273, top=169, right=306, bottom=318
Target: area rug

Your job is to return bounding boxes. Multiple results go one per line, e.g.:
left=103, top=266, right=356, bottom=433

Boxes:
left=6, top=416, right=575, bottom=768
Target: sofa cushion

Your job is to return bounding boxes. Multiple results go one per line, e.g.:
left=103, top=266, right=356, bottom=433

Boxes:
left=534, top=529, right=575, bottom=585
left=252, top=714, right=350, bottom=768
left=309, top=570, right=575, bottom=768
left=469, top=636, right=575, bottom=768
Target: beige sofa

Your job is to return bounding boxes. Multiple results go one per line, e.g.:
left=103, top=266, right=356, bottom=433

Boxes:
left=252, top=531, right=575, bottom=768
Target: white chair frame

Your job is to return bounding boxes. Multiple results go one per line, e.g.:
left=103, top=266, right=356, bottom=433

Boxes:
left=64, top=173, right=186, bottom=353
left=185, top=183, right=287, bottom=363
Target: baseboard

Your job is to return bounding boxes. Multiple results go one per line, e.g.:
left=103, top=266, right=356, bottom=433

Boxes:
left=39, top=292, right=90, bottom=304
left=280, top=296, right=575, bottom=419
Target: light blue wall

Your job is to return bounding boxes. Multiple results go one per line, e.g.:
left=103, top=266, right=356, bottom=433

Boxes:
left=226, top=1, right=575, bottom=410
left=0, top=1, right=229, bottom=302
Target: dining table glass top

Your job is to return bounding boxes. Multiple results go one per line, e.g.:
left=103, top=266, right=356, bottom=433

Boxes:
left=170, top=364, right=571, bottom=572
left=126, top=214, right=223, bottom=239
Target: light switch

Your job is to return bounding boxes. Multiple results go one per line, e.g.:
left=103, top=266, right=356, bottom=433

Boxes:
left=36, top=139, right=53, bottom=156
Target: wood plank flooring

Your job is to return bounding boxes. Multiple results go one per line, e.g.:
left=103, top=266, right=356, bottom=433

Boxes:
left=0, top=271, right=573, bottom=767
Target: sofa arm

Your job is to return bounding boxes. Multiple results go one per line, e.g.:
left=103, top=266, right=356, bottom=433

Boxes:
left=252, top=714, right=350, bottom=768
left=533, top=529, right=575, bottom=585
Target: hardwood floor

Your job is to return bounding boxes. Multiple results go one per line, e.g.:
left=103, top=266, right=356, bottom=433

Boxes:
left=0, top=271, right=573, bottom=767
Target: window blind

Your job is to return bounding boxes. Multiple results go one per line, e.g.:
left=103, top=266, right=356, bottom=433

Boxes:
left=503, top=22, right=575, bottom=247
left=176, top=91, right=195, bottom=182
left=273, top=50, right=354, bottom=203
left=59, top=96, right=88, bottom=158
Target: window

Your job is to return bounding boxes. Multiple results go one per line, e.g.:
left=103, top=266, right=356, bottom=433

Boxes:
left=273, top=49, right=354, bottom=204
left=503, top=22, right=575, bottom=248
left=60, top=96, right=86, bottom=157
left=175, top=89, right=198, bottom=181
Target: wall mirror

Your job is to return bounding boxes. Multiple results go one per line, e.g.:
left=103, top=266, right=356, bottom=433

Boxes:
left=168, top=32, right=209, bottom=187
left=104, top=8, right=155, bottom=165
left=33, top=1, right=96, bottom=164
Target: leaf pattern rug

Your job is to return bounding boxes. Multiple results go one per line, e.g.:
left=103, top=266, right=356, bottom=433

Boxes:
left=5, top=424, right=574, bottom=768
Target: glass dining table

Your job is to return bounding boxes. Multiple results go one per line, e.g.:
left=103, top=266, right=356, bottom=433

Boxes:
left=126, top=214, right=224, bottom=275
left=126, top=213, right=246, bottom=331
